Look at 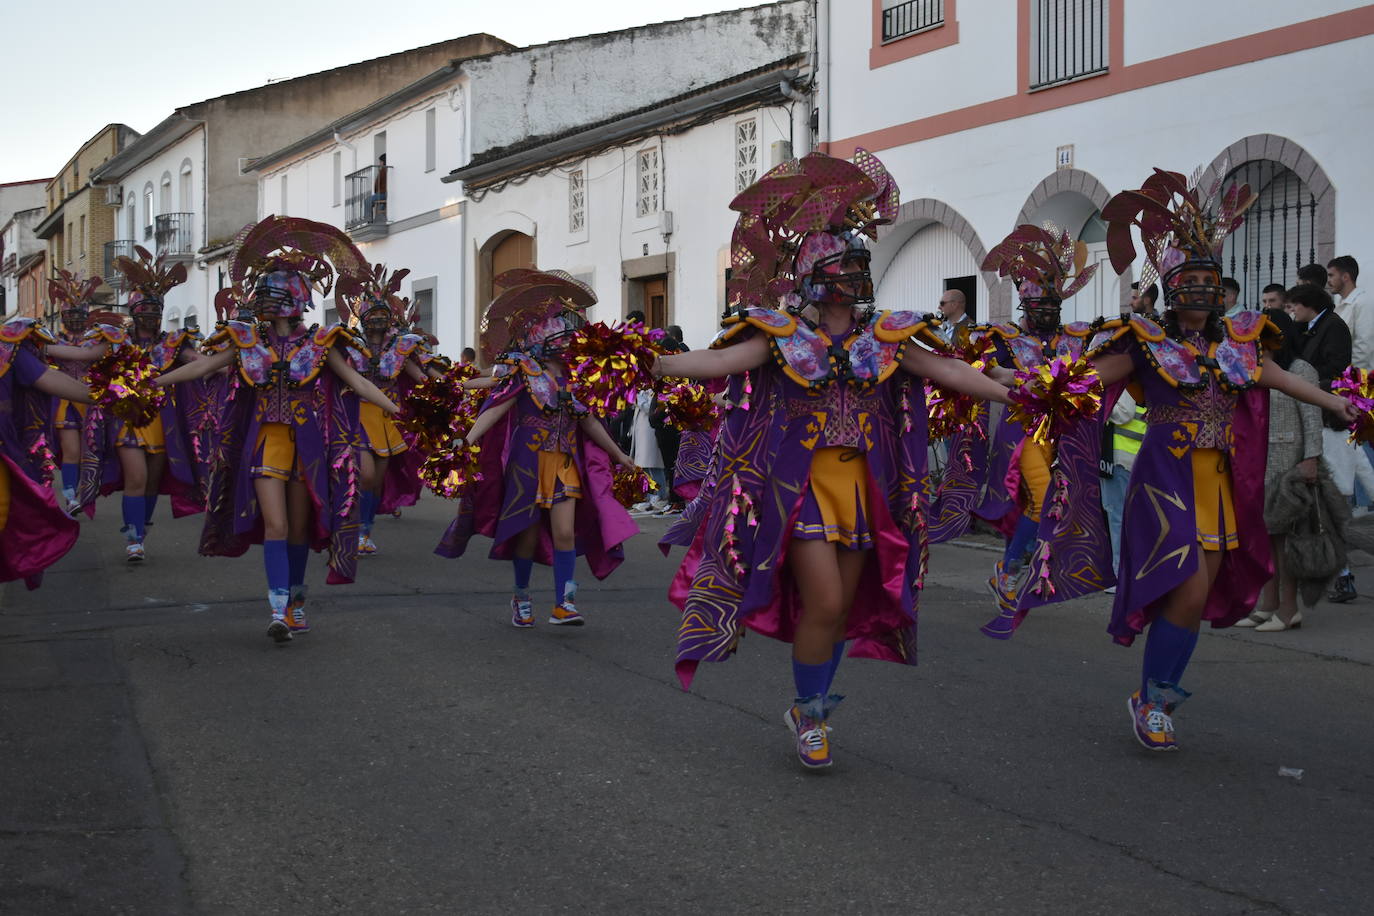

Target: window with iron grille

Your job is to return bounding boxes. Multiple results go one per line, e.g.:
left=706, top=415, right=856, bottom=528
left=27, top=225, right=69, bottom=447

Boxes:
left=735, top=119, right=759, bottom=193
left=568, top=169, right=586, bottom=233
left=636, top=147, right=660, bottom=218
left=1029, top=0, right=1108, bottom=91
left=1221, top=163, right=1318, bottom=305
left=881, top=0, right=945, bottom=43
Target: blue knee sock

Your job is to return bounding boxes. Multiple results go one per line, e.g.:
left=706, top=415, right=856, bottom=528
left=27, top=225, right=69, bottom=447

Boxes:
left=824, top=641, right=846, bottom=694
left=359, top=491, right=375, bottom=533
left=1142, top=617, right=1199, bottom=692
left=121, top=495, right=146, bottom=540
left=144, top=493, right=159, bottom=524
left=1003, top=515, right=1039, bottom=570
left=553, top=549, right=576, bottom=604
left=513, top=556, right=533, bottom=595
left=263, top=540, right=290, bottom=592
left=287, top=542, right=309, bottom=590
left=60, top=463, right=79, bottom=492
left=792, top=658, right=831, bottom=701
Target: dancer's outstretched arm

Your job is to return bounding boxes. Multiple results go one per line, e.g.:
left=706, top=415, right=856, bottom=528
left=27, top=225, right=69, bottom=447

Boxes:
left=1090, top=353, right=1134, bottom=387
left=154, top=348, right=235, bottom=385
left=33, top=368, right=93, bottom=403
left=45, top=341, right=110, bottom=362
left=580, top=416, right=636, bottom=469
left=653, top=335, right=769, bottom=380
left=327, top=348, right=399, bottom=414
left=462, top=375, right=500, bottom=390
left=902, top=347, right=1013, bottom=405
left=1261, top=360, right=1360, bottom=422
left=456, top=397, right=516, bottom=446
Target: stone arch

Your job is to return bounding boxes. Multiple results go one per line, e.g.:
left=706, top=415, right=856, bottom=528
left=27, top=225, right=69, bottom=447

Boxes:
left=1201, top=134, right=1335, bottom=296
left=873, top=198, right=1010, bottom=321
left=1015, top=168, right=1132, bottom=312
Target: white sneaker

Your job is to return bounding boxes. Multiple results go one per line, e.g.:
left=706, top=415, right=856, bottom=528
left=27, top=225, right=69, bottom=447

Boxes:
left=125, top=542, right=145, bottom=563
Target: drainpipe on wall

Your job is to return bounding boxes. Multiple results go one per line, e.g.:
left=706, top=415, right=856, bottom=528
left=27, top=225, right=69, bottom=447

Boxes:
left=815, top=0, right=831, bottom=150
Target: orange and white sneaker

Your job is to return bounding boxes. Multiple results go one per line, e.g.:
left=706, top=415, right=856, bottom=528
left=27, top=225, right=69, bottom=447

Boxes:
left=548, top=582, right=584, bottom=626
left=790, top=696, right=833, bottom=769
left=285, top=589, right=310, bottom=633
left=267, top=589, right=292, bottom=643
left=358, top=534, right=378, bottom=555
left=1129, top=681, right=1190, bottom=751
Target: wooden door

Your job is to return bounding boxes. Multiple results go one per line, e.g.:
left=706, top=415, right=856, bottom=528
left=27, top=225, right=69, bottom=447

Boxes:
left=643, top=275, right=667, bottom=329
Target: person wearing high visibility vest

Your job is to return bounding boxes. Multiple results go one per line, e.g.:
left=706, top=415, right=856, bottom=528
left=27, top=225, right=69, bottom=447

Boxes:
left=1101, top=392, right=1147, bottom=591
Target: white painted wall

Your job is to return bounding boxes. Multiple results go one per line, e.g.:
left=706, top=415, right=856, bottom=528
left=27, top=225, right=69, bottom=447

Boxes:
left=463, top=101, right=807, bottom=351
left=106, top=127, right=210, bottom=331
left=255, top=82, right=470, bottom=354
left=1122, top=0, right=1366, bottom=64
left=826, top=5, right=1374, bottom=321
left=877, top=223, right=984, bottom=317
left=462, top=1, right=811, bottom=154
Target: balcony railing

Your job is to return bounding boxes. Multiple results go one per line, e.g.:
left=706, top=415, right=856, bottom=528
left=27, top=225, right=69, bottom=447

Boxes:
left=345, top=166, right=389, bottom=239
left=104, top=240, right=137, bottom=287
left=882, top=0, right=945, bottom=42
left=154, top=212, right=195, bottom=258
left=1029, top=0, right=1109, bottom=91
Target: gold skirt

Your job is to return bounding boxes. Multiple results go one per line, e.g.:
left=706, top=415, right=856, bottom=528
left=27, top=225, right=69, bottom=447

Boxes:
left=120, top=414, right=166, bottom=453
left=535, top=450, right=582, bottom=508
left=792, top=446, right=873, bottom=549
left=1192, top=448, right=1237, bottom=551
left=359, top=401, right=408, bottom=457
left=1018, top=439, right=1052, bottom=523
left=253, top=422, right=303, bottom=482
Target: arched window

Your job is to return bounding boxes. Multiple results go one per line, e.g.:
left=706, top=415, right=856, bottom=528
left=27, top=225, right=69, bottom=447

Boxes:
left=179, top=159, right=194, bottom=213
left=142, top=184, right=154, bottom=240
left=160, top=171, right=173, bottom=215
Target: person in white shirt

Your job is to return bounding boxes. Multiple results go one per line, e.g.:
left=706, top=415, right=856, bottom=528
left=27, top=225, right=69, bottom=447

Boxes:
left=1222, top=276, right=1245, bottom=317
left=1329, top=256, right=1372, bottom=370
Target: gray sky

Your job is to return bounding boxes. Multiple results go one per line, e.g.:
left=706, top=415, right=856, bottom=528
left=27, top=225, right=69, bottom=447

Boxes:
left=0, top=0, right=744, bottom=185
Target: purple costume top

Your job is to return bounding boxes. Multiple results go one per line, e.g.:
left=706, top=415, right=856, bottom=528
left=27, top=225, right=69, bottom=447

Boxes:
left=0, top=319, right=80, bottom=586
left=74, top=324, right=205, bottom=517
left=1087, top=311, right=1276, bottom=643
left=666, top=307, right=945, bottom=689
left=436, top=354, right=637, bottom=575
left=198, top=321, right=364, bottom=584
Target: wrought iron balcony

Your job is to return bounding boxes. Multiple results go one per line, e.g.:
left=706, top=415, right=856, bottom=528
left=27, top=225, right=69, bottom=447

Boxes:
left=154, top=212, right=195, bottom=259
left=882, top=0, right=945, bottom=42
left=345, top=165, right=389, bottom=240
left=104, top=240, right=137, bottom=287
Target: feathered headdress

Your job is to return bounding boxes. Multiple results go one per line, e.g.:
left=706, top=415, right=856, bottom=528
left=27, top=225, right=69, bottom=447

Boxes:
left=112, top=245, right=188, bottom=311
left=983, top=223, right=1097, bottom=306
left=336, top=262, right=414, bottom=326
left=479, top=268, right=595, bottom=362
left=48, top=269, right=102, bottom=314
left=726, top=148, right=900, bottom=311
left=1101, top=165, right=1256, bottom=299
left=230, top=215, right=369, bottom=299
left=212, top=280, right=254, bottom=323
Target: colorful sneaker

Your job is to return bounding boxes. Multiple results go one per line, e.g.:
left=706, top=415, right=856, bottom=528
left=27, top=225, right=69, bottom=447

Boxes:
left=358, top=534, right=378, bottom=555
left=783, top=700, right=838, bottom=736
left=548, top=581, right=584, bottom=626
left=511, top=595, right=535, bottom=628
left=1128, top=680, right=1190, bottom=751
left=285, top=589, right=310, bottom=633
left=980, top=561, right=1021, bottom=639
left=125, top=541, right=146, bottom=563
left=267, top=589, right=292, bottom=643
left=791, top=696, right=832, bottom=769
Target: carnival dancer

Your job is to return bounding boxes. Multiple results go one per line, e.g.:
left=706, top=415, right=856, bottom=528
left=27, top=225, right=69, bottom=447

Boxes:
left=436, top=269, right=638, bottom=628
left=45, top=270, right=100, bottom=511
left=972, top=225, right=1110, bottom=637
left=1085, top=168, right=1357, bottom=750
left=0, top=316, right=91, bottom=586
left=47, top=247, right=205, bottom=561
left=653, top=150, right=1013, bottom=770
left=336, top=265, right=433, bottom=554
left=150, top=216, right=399, bottom=642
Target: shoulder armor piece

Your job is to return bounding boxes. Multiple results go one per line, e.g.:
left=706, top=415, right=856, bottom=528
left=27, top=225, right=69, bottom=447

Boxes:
left=0, top=317, right=55, bottom=345
left=83, top=324, right=128, bottom=346
left=712, top=307, right=799, bottom=349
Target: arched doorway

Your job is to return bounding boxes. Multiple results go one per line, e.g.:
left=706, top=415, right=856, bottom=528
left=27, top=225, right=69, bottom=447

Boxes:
left=872, top=198, right=1004, bottom=322
left=476, top=228, right=536, bottom=358
left=1016, top=169, right=1128, bottom=324
left=1205, top=136, right=1335, bottom=307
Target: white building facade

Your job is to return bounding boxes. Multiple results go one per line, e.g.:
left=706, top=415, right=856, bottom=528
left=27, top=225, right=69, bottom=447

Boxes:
left=448, top=1, right=814, bottom=352
left=91, top=125, right=210, bottom=329
left=248, top=66, right=471, bottom=352
left=820, top=0, right=1374, bottom=324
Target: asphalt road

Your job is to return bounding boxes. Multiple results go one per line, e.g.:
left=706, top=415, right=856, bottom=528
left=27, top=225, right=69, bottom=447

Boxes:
left=3, top=497, right=1374, bottom=915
